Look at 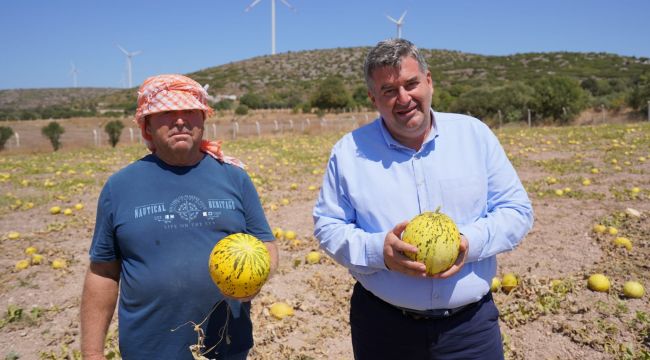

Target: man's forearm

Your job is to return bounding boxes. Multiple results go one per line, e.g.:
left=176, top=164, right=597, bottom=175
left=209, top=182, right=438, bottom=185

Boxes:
left=265, top=240, right=279, bottom=276
left=80, top=264, right=120, bottom=358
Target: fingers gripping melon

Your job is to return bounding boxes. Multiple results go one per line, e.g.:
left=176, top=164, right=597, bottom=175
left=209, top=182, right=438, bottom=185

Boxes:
left=209, top=233, right=271, bottom=298
left=401, top=209, right=460, bottom=275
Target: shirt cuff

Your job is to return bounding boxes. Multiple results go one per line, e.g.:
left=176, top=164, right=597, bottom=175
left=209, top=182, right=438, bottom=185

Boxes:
left=366, top=232, right=388, bottom=270
left=458, top=223, right=485, bottom=263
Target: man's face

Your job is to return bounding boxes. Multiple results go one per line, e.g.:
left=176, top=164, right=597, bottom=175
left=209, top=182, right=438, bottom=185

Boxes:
left=368, top=56, right=434, bottom=145
left=146, top=109, right=204, bottom=155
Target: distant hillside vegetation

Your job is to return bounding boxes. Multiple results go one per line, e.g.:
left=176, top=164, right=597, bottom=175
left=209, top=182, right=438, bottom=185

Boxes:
left=0, top=88, right=120, bottom=120
left=2, top=47, right=649, bottom=123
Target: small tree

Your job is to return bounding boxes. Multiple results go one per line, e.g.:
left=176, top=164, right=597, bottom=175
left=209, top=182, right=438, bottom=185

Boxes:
left=104, top=120, right=125, bottom=148
left=41, top=121, right=65, bottom=151
left=0, top=126, right=14, bottom=151
left=235, top=104, right=249, bottom=116
left=530, top=76, right=587, bottom=123
left=627, top=72, right=650, bottom=114
left=214, top=99, right=234, bottom=111
left=311, top=76, right=352, bottom=110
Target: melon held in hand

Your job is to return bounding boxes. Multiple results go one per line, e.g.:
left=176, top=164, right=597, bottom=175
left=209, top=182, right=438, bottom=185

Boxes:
left=209, top=233, right=271, bottom=298
left=401, top=209, right=460, bottom=276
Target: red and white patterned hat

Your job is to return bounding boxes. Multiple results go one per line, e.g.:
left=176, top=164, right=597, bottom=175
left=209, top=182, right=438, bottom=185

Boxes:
left=134, top=74, right=213, bottom=132
left=133, top=74, right=244, bottom=168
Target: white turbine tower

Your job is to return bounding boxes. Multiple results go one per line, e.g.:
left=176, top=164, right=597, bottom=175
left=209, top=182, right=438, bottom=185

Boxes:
left=116, top=44, right=142, bottom=88
left=245, top=0, right=295, bottom=55
left=386, top=11, right=407, bottom=39
left=70, top=62, right=79, bottom=88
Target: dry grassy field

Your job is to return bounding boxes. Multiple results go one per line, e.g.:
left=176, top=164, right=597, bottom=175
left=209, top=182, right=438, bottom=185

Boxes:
left=0, top=114, right=649, bottom=359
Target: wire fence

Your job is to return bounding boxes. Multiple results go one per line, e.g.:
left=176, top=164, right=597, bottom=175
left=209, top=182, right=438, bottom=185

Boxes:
left=1, top=114, right=372, bottom=153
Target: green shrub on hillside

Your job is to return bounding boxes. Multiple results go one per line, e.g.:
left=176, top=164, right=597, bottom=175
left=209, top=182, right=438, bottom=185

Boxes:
left=529, top=76, right=588, bottom=123
left=214, top=99, right=234, bottom=110
left=311, top=76, right=352, bottom=110
left=627, top=72, right=650, bottom=114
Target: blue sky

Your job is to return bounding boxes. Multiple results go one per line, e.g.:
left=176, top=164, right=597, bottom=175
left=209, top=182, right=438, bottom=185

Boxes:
left=1, top=0, right=648, bottom=90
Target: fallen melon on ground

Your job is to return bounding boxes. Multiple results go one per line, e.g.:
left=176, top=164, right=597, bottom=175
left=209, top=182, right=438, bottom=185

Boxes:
left=587, top=274, right=610, bottom=292
left=284, top=230, right=297, bottom=241
left=622, top=281, right=645, bottom=299
left=51, top=259, right=67, bottom=269
left=31, top=254, right=44, bottom=265
left=15, top=259, right=30, bottom=270
left=592, top=224, right=606, bottom=234
left=502, top=273, right=518, bottom=293
left=269, top=302, right=294, bottom=319
left=209, top=233, right=271, bottom=298
left=305, top=251, right=321, bottom=264
left=272, top=227, right=284, bottom=240
left=490, top=277, right=501, bottom=292
left=401, top=209, right=460, bottom=275
left=25, top=246, right=38, bottom=255
left=613, top=237, right=632, bottom=251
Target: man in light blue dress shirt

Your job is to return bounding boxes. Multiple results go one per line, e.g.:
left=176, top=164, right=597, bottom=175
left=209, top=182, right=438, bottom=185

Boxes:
left=313, top=39, right=534, bottom=359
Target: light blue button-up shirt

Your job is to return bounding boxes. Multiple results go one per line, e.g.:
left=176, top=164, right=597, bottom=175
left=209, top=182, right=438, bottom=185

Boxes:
left=313, top=111, right=533, bottom=310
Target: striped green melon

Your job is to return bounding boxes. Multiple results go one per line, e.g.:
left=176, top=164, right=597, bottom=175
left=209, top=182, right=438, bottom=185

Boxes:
left=401, top=209, right=460, bottom=275
left=209, top=233, right=270, bottom=298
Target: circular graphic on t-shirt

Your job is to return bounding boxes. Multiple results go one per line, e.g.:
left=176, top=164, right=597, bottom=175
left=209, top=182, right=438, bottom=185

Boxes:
left=169, top=195, right=207, bottom=222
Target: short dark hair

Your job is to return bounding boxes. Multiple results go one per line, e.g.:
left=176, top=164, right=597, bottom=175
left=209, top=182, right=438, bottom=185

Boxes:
left=364, top=38, right=428, bottom=89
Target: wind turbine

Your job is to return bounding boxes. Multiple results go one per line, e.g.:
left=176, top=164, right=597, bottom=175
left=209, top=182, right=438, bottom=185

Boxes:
left=245, top=0, right=296, bottom=55
left=386, top=11, right=407, bottom=39
left=116, top=44, right=142, bottom=88
left=70, top=62, right=78, bottom=88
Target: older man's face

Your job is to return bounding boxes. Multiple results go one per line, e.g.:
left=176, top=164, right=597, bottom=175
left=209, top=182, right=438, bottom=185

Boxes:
left=146, top=109, right=204, bottom=155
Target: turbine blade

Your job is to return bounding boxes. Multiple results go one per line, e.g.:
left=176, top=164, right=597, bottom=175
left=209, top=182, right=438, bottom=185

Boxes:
left=398, top=10, right=407, bottom=22
left=280, top=0, right=295, bottom=11
left=245, top=0, right=262, bottom=12
left=386, top=15, right=398, bottom=23
left=116, top=44, right=129, bottom=55
left=131, top=50, right=143, bottom=57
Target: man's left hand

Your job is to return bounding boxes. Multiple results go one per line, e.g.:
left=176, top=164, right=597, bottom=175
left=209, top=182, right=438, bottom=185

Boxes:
left=430, top=235, right=469, bottom=279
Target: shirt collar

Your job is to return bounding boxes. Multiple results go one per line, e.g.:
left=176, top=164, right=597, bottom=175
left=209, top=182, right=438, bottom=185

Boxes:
left=378, top=108, right=438, bottom=152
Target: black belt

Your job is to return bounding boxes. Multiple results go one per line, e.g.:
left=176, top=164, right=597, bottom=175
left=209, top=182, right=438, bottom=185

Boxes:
left=359, top=283, right=490, bottom=320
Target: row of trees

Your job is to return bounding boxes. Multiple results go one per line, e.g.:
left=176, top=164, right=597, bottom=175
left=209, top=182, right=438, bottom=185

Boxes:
left=0, top=106, right=101, bottom=121
left=0, top=120, right=125, bottom=152
left=130, top=73, right=644, bottom=122
left=227, top=73, right=650, bottom=125
left=2, top=72, right=648, bottom=124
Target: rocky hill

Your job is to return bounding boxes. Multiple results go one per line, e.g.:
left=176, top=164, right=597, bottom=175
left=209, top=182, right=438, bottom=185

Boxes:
left=2, top=47, right=649, bottom=120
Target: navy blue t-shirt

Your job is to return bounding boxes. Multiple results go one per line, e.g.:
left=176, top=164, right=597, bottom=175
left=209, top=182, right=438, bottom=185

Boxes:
left=89, top=153, right=273, bottom=359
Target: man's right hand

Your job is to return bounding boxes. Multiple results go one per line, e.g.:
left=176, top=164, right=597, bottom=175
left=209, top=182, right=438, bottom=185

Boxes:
left=383, top=221, right=427, bottom=277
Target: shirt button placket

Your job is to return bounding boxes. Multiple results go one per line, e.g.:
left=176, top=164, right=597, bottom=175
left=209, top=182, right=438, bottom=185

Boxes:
left=413, top=154, right=428, bottom=212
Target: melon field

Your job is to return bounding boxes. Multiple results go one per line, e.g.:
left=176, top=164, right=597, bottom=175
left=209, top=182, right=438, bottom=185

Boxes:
left=0, top=116, right=649, bottom=359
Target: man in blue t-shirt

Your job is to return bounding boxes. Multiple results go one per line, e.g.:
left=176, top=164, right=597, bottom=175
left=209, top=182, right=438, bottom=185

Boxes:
left=80, top=74, right=278, bottom=360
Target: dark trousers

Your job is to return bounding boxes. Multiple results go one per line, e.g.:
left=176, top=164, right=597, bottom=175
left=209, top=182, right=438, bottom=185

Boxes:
left=350, top=282, right=504, bottom=360
left=204, top=301, right=253, bottom=360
